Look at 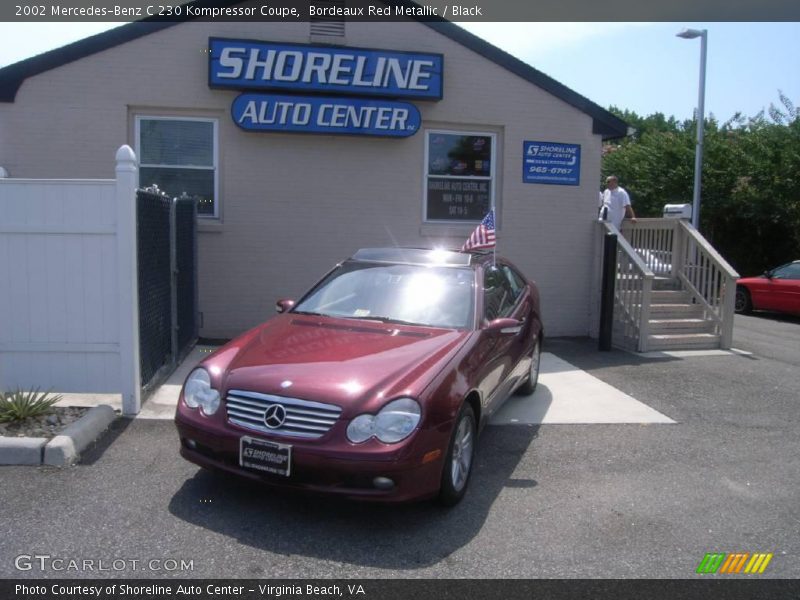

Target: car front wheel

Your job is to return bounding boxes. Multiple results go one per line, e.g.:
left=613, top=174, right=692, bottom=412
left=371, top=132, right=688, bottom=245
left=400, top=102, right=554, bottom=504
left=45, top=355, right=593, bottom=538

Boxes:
left=437, top=403, right=476, bottom=507
left=735, top=286, right=752, bottom=314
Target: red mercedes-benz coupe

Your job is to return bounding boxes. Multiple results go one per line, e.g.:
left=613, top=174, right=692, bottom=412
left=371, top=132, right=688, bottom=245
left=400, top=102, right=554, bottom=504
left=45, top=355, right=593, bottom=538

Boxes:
left=175, top=247, right=543, bottom=505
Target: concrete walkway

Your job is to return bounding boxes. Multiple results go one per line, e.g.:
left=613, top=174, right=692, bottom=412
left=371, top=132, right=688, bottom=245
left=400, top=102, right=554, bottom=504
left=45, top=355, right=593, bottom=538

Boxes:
left=491, top=353, right=674, bottom=424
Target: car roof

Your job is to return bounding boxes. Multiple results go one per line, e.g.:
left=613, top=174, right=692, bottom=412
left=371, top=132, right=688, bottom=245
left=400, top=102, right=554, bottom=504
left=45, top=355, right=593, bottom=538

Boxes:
left=351, top=247, right=495, bottom=268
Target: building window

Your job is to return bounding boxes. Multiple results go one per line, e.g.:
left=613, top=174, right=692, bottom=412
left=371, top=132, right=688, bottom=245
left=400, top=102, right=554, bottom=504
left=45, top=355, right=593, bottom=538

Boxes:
left=136, top=116, right=218, bottom=217
left=424, top=130, right=495, bottom=222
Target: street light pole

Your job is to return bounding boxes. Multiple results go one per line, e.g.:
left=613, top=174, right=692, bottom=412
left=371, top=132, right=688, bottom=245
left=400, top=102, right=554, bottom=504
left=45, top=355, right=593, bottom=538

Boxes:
left=677, top=28, right=708, bottom=230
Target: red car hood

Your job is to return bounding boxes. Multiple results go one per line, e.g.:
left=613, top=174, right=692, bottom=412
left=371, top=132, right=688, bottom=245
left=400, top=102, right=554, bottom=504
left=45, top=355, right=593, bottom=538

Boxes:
left=738, top=275, right=767, bottom=285
left=211, top=315, right=471, bottom=414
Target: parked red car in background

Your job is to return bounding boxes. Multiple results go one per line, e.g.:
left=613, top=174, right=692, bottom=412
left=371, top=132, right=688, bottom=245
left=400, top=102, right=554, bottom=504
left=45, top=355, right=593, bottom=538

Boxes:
left=735, top=260, right=800, bottom=316
left=175, top=247, right=543, bottom=505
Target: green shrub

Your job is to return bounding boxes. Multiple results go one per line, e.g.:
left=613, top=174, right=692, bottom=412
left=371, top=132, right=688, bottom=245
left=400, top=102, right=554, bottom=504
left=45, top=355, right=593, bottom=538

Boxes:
left=0, top=389, right=63, bottom=423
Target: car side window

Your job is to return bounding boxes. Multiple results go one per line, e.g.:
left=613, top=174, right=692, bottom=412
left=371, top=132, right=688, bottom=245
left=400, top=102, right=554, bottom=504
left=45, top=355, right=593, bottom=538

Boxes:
left=772, top=263, right=800, bottom=280
left=501, top=265, right=527, bottom=298
left=484, top=267, right=515, bottom=321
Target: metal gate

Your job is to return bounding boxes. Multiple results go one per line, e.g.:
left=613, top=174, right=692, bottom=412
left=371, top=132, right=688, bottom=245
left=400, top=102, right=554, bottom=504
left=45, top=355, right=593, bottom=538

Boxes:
left=137, top=187, right=198, bottom=390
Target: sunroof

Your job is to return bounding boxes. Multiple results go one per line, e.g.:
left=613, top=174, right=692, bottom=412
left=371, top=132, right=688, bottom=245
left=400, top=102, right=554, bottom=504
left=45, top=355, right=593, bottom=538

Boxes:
left=352, top=247, right=472, bottom=267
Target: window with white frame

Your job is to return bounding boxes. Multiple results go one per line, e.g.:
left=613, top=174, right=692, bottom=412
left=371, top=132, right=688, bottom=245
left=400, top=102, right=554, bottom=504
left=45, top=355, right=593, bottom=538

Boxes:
left=425, top=130, right=495, bottom=222
left=136, top=116, right=218, bottom=217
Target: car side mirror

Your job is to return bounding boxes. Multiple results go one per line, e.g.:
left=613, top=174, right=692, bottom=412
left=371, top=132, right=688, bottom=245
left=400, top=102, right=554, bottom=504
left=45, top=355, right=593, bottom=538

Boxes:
left=763, top=270, right=773, bottom=279
left=484, top=317, right=523, bottom=335
left=275, top=299, right=295, bottom=313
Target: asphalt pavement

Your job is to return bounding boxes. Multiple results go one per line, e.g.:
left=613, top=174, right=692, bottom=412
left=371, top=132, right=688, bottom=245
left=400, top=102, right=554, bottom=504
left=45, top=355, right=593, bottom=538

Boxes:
left=1, top=313, right=798, bottom=579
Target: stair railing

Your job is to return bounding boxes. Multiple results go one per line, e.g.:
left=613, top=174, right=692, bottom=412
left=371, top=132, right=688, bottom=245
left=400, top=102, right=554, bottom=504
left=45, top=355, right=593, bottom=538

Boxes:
left=675, top=221, right=739, bottom=348
left=621, top=219, right=679, bottom=279
left=620, top=219, right=739, bottom=349
left=600, top=221, right=655, bottom=352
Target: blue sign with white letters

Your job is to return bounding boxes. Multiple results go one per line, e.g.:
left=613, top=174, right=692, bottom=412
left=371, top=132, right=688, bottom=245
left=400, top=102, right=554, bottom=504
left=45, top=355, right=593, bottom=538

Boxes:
left=231, top=93, right=421, bottom=137
left=523, top=141, right=581, bottom=185
left=210, top=38, right=443, bottom=100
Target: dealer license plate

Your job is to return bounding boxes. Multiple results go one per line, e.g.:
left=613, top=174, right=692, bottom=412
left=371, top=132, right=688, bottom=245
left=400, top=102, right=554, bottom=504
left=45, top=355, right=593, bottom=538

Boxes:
left=239, top=436, right=291, bottom=477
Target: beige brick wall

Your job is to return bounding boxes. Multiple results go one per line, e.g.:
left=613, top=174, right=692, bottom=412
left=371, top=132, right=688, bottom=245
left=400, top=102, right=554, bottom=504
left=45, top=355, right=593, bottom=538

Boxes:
left=0, top=20, right=604, bottom=338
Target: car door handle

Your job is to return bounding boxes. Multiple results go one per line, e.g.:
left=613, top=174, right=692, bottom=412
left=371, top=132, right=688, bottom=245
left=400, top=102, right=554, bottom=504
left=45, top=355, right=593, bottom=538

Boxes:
left=500, top=317, right=525, bottom=334
left=500, top=325, right=522, bottom=334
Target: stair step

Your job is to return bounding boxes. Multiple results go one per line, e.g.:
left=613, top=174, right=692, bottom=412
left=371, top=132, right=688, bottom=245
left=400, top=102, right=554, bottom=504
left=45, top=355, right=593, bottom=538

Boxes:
left=652, top=277, right=682, bottom=291
left=647, top=333, right=721, bottom=351
left=649, top=303, right=704, bottom=317
left=648, top=318, right=715, bottom=333
left=650, top=290, right=691, bottom=303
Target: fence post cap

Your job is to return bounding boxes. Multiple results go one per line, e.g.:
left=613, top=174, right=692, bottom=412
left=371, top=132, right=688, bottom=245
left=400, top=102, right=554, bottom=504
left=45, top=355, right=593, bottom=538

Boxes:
left=115, top=144, right=137, bottom=164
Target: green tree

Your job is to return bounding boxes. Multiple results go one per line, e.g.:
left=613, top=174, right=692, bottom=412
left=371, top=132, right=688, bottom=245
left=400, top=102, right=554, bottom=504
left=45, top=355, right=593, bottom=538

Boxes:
left=602, top=96, right=800, bottom=275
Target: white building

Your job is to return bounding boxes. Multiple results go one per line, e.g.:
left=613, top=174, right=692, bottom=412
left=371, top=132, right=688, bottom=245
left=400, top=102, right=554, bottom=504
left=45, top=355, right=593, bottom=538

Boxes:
left=0, top=14, right=627, bottom=340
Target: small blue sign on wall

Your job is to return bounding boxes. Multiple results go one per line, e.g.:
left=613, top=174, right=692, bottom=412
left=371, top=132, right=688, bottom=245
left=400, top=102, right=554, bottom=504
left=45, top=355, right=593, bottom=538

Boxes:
left=523, top=141, right=581, bottom=185
left=232, top=93, right=421, bottom=137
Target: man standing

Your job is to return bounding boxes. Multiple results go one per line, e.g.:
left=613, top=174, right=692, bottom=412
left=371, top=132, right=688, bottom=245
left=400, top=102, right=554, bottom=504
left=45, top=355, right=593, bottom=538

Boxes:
left=601, top=175, right=637, bottom=229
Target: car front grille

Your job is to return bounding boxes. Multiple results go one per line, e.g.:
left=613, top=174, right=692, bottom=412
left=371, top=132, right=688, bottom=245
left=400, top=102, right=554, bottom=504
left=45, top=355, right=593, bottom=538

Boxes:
left=225, top=389, right=342, bottom=439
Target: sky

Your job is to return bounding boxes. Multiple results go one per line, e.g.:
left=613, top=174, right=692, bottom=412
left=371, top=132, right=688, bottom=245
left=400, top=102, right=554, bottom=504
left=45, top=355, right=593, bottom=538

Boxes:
left=0, top=21, right=798, bottom=122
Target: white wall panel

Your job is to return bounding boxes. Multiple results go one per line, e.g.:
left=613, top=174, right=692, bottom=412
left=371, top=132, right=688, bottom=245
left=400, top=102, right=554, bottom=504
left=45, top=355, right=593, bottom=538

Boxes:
left=0, top=180, right=121, bottom=393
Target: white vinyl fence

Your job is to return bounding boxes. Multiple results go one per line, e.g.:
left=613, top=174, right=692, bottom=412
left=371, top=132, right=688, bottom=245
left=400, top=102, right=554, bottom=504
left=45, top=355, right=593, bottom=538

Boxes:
left=0, top=146, right=142, bottom=415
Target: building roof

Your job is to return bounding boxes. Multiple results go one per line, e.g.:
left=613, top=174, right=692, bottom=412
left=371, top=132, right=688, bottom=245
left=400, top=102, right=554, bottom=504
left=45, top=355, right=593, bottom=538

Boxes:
left=0, top=4, right=628, bottom=139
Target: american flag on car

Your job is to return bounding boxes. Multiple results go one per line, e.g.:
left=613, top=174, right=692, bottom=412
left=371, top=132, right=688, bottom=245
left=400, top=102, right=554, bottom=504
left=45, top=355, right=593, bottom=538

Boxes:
left=461, top=209, right=496, bottom=251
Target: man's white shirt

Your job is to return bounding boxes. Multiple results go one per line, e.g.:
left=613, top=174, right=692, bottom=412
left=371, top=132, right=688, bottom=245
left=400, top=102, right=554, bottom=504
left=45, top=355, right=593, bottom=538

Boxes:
left=602, top=187, right=631, bottom=229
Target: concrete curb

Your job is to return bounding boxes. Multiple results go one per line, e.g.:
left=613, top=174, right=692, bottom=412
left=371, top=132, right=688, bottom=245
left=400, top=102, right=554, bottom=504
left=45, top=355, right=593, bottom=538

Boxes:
left=0, top=436, right=48, bottom=465
left=0, top=405, right=118, bottom=466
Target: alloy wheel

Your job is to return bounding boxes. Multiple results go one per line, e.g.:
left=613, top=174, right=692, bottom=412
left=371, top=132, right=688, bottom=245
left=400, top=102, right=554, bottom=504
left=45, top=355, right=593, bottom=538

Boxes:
left=450, top=414, right=474, bottom=492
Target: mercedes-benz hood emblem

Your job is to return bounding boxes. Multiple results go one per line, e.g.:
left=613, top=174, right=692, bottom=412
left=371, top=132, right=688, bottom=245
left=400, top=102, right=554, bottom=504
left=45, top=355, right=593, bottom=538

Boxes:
left=263, top=404, right=286, bottom=429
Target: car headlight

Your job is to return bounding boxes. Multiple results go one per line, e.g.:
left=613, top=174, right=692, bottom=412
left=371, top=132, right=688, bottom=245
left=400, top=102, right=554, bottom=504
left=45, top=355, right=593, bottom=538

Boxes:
left=184, top=368, right=220, bottom=416
left=346, top=398, right=421, bottom=444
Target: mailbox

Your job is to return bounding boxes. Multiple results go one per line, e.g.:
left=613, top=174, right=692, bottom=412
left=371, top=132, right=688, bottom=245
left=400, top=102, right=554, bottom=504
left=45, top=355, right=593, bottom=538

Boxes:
left=663, top=203, right=692, bottom=220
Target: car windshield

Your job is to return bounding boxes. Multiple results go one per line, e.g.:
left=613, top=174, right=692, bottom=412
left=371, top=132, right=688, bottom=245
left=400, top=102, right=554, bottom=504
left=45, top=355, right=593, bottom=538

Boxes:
left=293, top=261, right=475, bottom=329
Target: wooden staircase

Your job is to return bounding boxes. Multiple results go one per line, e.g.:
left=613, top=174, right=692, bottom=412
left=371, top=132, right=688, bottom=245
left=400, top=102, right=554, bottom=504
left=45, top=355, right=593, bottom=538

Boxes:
left=601, top=218, right=739, bottom=353
left=645, top=283, right=720, bottom=350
